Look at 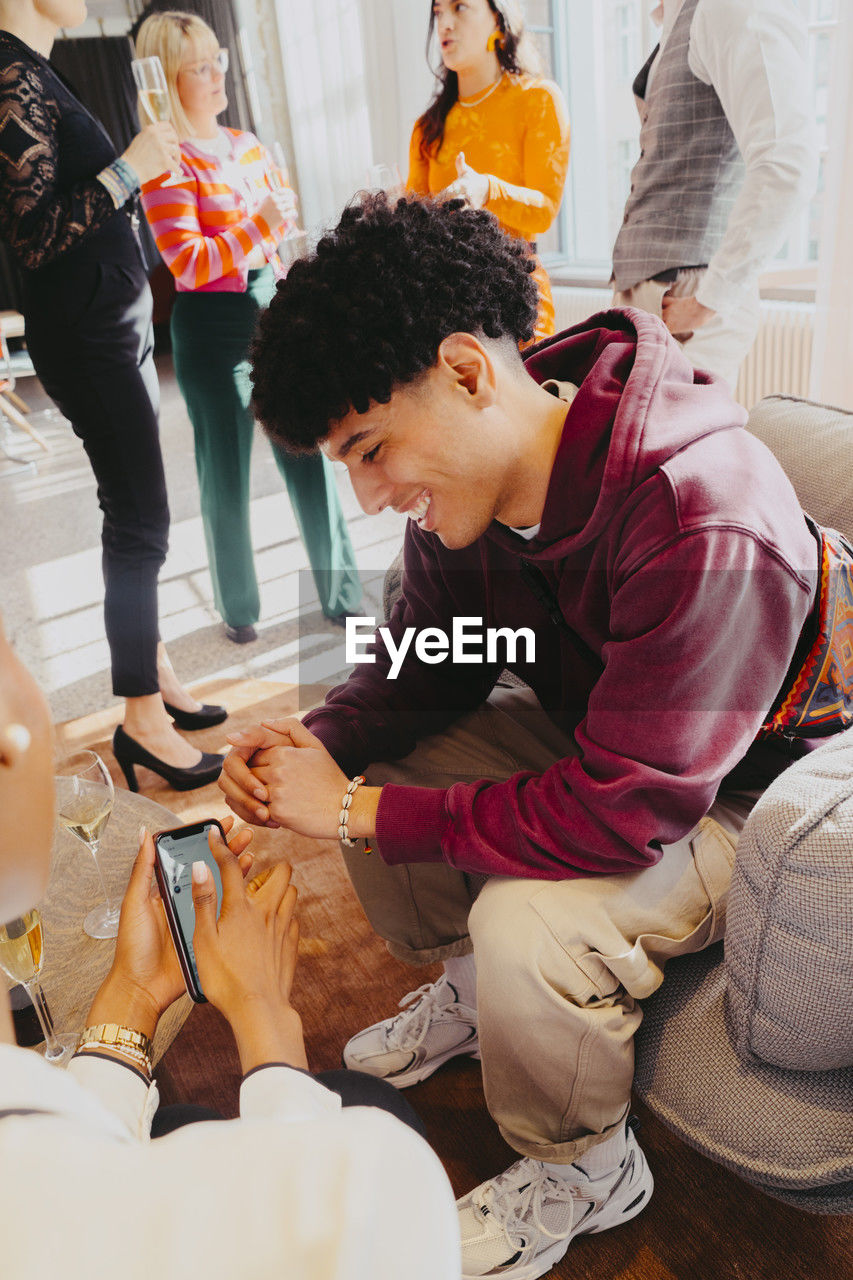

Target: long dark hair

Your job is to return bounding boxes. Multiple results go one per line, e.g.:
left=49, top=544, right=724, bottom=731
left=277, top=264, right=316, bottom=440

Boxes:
left=416, top=0, right=542, bottom=157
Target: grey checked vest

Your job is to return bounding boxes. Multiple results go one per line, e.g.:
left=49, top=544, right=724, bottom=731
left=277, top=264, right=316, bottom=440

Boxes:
left=611, top=0, right=745, bottom=293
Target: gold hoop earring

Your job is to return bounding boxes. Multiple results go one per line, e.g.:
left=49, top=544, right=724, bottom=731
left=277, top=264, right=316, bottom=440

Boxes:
left=486, top=31, right=503, bottom=53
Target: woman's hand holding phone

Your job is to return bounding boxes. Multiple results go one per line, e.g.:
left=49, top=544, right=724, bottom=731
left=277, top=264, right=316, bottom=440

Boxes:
left=86, top=819, right=253, bottom=1040
left=191, top=826, right=308, bottom=1074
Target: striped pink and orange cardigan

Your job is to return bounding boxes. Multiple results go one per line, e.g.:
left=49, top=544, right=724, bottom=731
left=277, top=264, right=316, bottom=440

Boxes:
left=141, top=127, right=294, bottom=293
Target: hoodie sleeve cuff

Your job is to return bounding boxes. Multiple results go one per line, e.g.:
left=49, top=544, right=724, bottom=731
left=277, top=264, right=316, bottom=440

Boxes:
left=375, top=785, right=447, bottom=865
left=301, top=708, right=368, bottom=776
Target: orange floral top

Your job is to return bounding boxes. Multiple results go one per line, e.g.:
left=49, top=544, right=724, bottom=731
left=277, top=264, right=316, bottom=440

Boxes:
left=407, top=74, right=570, bottom=339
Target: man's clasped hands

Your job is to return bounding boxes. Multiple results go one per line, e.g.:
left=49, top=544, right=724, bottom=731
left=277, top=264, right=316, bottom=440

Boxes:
left=219, top=719, right=380, bottom=844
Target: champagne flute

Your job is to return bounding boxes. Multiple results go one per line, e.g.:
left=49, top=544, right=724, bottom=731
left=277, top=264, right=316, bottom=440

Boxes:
left=131, top=55, right=183, bottom=185
left=268, top=141, right=290, bottom=194
left=365, top=162, right=403, bottom=196
left=0, top=909, right=76, bottom=1066
left=55, top=750, right=117, bottom=940
left=268, top=142, right=306, bottom=267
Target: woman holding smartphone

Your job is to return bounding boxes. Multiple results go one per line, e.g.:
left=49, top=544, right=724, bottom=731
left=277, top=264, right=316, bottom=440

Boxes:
left=136, top=11, right=362, bottom=645
left=408, top=0, right=570, bottom=344
left=0, top=0, right=224, bottom=793
left=0, top=612, right=459, bottom=1277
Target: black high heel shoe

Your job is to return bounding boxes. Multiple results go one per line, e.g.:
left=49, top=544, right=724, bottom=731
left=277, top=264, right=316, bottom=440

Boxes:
left=113, top=725, right=224, bottom=793
left=162, top=700, right=228, bottom=730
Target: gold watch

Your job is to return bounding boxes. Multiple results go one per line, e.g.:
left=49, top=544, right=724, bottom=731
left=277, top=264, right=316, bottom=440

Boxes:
left=77, top=1022, right=153, bottom=1064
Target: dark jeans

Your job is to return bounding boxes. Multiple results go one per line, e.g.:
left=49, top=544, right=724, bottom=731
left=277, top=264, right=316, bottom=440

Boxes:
left=150, top=1069, right=427, bottom=1139
left=25, top=257, right=169, bottom=698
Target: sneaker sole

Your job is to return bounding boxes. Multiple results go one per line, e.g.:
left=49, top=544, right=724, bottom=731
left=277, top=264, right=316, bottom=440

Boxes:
left=342, top=1039, right=481, bottom=1089
left=460, top=1142, right=653, bottom=1280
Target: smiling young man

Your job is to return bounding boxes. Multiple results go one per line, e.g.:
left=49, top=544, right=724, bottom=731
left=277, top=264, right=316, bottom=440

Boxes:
left=221, top=193, right=828, bottom=1279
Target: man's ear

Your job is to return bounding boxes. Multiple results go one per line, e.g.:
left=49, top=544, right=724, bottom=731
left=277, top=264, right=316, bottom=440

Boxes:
left=436, top=333, right=497, bottom=407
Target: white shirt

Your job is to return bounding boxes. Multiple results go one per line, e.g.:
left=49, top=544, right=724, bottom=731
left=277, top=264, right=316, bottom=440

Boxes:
left=192, top=126, right=260, bottom=212
left=648, top=0, right=818, bottom=314
left=0, top=1044, right=461, bottom=1279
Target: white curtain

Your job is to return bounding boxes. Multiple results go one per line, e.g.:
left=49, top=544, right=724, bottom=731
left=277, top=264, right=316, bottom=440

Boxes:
left=809, top=5, right=853, bottom=410
left=274, top=0, right=374, bottom=234
left=272, top=0, right=432, bottom=235
left=359, top=0, right=433, bottom=181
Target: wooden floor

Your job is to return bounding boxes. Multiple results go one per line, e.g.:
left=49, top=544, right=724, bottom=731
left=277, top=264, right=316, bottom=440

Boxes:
left=58, top=680, right=853, bottom=1280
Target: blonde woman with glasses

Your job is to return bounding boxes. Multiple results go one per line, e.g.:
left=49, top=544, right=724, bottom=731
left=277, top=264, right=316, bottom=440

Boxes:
left=136, top=11, right=362, bottom=646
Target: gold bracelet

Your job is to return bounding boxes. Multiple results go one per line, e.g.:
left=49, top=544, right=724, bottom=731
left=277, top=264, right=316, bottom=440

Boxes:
left=76, top=1042, right=151, bottom=1075
left=77, top=1023, right=153, bottom=1074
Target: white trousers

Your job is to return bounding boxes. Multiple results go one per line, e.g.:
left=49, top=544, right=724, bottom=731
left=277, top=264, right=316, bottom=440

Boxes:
left=614, top=267, right=762, bottom=391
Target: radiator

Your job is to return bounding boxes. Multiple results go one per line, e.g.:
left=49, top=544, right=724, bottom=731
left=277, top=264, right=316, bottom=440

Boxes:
left=551, top=286, right=814, bottom=408
left=735, top=301, right=814, bottom=408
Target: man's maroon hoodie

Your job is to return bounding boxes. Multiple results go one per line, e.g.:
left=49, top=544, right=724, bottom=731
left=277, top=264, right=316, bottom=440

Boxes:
left=303, top=310, right=817, bottom=878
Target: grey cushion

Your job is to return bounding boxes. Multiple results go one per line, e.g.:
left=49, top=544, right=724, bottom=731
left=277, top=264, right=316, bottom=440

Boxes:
left=633, top=945, right=853, bottom=1212
left=725, top=729, right=853, bottom=1072
left=747, top=394, right=853, bottom=540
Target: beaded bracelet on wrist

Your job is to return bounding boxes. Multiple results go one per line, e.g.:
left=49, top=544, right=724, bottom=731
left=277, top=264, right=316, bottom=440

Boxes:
left=338, top=775, right=365, bottom=847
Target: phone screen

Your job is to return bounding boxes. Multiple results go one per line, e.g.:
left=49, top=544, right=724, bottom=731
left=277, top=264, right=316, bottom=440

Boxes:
left=156, top=823, right=223, bottom=996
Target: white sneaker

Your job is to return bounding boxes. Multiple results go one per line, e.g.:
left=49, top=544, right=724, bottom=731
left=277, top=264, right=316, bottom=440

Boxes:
left=458, top=1126, right=653, bottom=1279
left=342, top=974, right=480, bottom=1088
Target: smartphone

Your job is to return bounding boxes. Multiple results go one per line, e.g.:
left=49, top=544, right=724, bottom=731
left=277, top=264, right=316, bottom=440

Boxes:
left=153, top=820, right=225, bottom=1003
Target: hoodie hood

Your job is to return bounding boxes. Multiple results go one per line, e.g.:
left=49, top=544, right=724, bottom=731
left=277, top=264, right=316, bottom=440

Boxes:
left=519, top=307, right=748, bottom=556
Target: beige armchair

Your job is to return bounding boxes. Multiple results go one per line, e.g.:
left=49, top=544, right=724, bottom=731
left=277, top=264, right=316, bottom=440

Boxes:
left=633, top=396, right=853, bottom=1213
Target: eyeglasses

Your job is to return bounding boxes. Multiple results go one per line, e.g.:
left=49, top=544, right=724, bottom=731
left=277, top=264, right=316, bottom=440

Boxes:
left=180, top=48, right=229, bottom=80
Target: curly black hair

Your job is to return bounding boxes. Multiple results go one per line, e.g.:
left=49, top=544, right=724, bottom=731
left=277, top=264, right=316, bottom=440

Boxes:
left=250, top=192, right=538, bottom=452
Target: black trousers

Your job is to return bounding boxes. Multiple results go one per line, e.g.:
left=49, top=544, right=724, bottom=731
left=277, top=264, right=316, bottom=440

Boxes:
left=150, top=1069, right=427, bottom=1139
left=25, top=256, right=169, bottom=698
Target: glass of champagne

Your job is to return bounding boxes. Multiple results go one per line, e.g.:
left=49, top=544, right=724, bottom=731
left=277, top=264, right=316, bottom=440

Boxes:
left=268, top=141, right=290, bottom=194
left=131, top=55, right=182, bottom=185
left=0, top=909, right=76, bottom=1065
left=268, top=142, right=306, bottom=268
left=365, top=162, right=403, bottom=196
left=55, top=750, right=117, bottom=940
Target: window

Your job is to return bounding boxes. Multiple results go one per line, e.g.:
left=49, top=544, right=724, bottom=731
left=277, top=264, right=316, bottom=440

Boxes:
left=770, top=0, right=838, bottom=275
left=615, top=3, right=638, bottom=81
left=614, top=138, right=636, bottom=213
left=524, top=1, right=558, bottom=79
left=535, top=0, right=837, bottom=285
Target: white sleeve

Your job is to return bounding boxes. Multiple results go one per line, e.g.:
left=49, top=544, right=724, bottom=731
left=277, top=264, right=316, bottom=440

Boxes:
left=67, top=1053, right=159, bottom=1140
left=239, top=1063, right=343, bottom=1120
left=3, top=1067, right=460, bottom=1276
left=689, top=0, right=818, bottom=313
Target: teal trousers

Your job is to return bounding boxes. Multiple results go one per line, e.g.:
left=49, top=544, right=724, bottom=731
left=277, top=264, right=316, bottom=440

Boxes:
left=170, top=268, right=361, bottom=627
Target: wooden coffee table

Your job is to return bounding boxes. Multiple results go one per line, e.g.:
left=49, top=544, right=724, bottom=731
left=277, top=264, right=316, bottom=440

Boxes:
left=35, top=789, right=192, bottom=1065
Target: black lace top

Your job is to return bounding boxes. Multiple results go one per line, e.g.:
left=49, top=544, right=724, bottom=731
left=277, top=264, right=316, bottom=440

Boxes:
left=0, top=29, right=131, bottom=276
